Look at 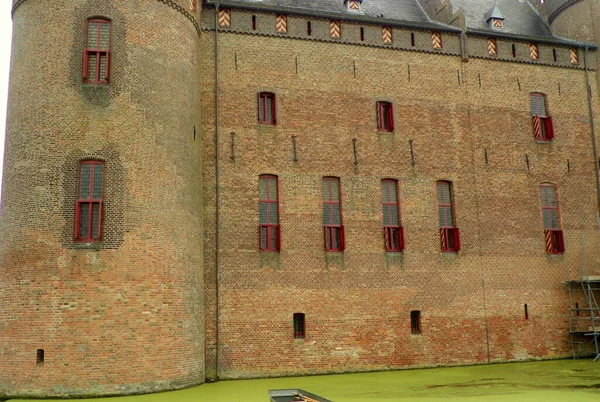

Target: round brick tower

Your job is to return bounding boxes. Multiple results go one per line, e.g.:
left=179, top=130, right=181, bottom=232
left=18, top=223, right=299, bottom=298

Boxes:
left=0, top=0, right=204, bottom=397
left=536, top=0, right=600, bottom=49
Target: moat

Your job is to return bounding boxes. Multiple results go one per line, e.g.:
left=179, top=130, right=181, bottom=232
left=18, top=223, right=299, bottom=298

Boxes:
left=9, top=359, right=600, bottom=402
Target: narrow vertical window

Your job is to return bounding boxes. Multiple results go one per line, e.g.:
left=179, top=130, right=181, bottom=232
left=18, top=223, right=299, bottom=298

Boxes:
left=410, top=311, right=421, bottom=334
left=76, top=161, right=104, bottom=242
left=360, top=27, right=365, bottom=42
left=259, top=175, right=280, bottom=252
left=552, top=48, right=558, bottom=62
left=382, top=180, right=403, bottom=252
left=541, top=184, right=564, bottom=253
left=307, top=21, right=312, bottom=36
left=251, top=15, right=256, bottom=30
left=36, top=349, right=44, bottom=365
left=376, top=101, right=394, bottom=132
left=257, top=92, right=276, bottom=124
left=437, top=181, right=460, bottom=252
left=410, top=32, right=415, bottom=47
left=323, top=177, right=344, bottom=252
left=512, top=44, right=517, bottom=58
left=524, top=304, right=529, bottom=319
left=530, top=93, right=554, bottom=141
left=293, top=313, right=305, bottom=339
left=83, top=19, right=110, bottom=84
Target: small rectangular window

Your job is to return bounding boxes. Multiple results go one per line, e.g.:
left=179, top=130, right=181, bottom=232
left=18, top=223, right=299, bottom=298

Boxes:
left=530, top=93, right=554, bottom=141
left=376, top=102, right=394, bottom=132
left=293, top=313, right=305, bottom=339
left=251, top=15, right=256, bottom=30
left=36, top=349, right=44, bottom=365
left=541, top=184, right=564, bottom=253
left=437, top=181, right=460, bottom=252
left=76, top=161, right=104, bottom=242
left=323, top=177, right=344, bottom=252
left=530, top=43, right=539, bottom=60
left=382, top=180, right=403, bottom=252
left=410, top=311, right=421, bottom=334
left=360, top=27, right=365, bottom=42
left=259, top=175, right=280, bottom=251
left=83, top=19, right=111, bottom=84
left=258, top=92, right=276, bottom=124
left=307, top=21, right=312, bottom=36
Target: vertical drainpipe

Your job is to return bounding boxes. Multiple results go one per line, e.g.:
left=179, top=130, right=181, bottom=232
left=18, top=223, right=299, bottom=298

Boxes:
left=214, top=3, right=221, bottom=380
left=584, top=47, right=600, bottom=222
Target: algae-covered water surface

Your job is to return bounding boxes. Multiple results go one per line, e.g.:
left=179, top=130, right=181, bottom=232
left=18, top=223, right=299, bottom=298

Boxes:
left=10, top=359, right=600, bottom=402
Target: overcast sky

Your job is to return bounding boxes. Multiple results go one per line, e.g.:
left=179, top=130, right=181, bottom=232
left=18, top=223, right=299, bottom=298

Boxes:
left=0, top=2, right=12, bottom=198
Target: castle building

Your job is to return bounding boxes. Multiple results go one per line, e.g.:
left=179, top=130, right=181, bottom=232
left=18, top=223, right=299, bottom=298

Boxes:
left=2, top=0, right=600, bottom=398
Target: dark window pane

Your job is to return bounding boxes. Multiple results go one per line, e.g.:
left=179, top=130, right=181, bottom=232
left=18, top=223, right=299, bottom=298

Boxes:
left=269, top=203, right=278, bottom=224
left=91, top=203, right=100, bottom=239
left=80, top=164, right=91, bottom=198
left=79, top=203, right=89, bottom=238
left=92, top=165, right=103, bottom=199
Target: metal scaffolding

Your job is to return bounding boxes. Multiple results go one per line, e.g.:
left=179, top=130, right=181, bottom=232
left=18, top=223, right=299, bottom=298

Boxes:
left=566, top=277, right=600, bottom=360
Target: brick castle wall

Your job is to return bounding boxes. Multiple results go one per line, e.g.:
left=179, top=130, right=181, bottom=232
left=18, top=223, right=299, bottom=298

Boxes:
left=0, top=0, right=204, bottom=397
left=200, top=9, right=600, bottom=378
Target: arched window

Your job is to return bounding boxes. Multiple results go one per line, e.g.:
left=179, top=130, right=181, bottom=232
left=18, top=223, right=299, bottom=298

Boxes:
left=76, top=161, right=104, bottom=241
left=437, top=181, right=460, bottom=252
left=84, top=19, right=111, bottom=84
left=530, top=93, right=554, bottom=141
left=259, top=175, right=280, bottom=251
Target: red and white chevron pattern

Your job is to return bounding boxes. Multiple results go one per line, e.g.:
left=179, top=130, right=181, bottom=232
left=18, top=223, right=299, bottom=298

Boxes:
left=189, top=0, right=196, bottom=12
left=530, top=43, right=539, bottom=60
left=432, top=32, right=442, bottom=49
left=488, top=38, right=497, bottom=55
left=348, top=0, right=360, bottom=10
left=532, top=116, right=543, bottom=140
left=330, top=20, right=341, bottom=38
left=276, top=15, right=287, bottom=33
left=219, top=9, right=231, bottom=27
left=382, top=27, right=392, bottom=44
left=570, top=48, right=579, bottom=64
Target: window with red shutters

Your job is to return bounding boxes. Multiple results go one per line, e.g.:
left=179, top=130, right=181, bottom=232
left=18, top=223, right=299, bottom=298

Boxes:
left=376, top=101, right=394, bottom=132
left=259, top=175, right=280, bottom=251
left=530, top=93, right=554, bottom=141
left=437, top=181, right=460, bottom=252
left=540, top=184, right=564, bottom=253
left=258, top=92, right=276, bottom=124
left=76, top=161, right=104, bottom=241
left=83, top=19, right=111, bottom=84
left=323, top=177, right=344, bottom=251
left=293, top=313, right=305, bottom=339
left=382, top=179, right=404, bottom=251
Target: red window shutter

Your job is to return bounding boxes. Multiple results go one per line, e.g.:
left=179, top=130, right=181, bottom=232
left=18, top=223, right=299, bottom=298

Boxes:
left=453, top=228, right=460, bottom=251
left=339, top=225, right=345, bottom=250
left=544, top=116, right=554, bottom=140
left=83, top=52, right=89, bottom=81
left=387, top=106, right=394, bottom=131
left=376, top=103, right=382, bottom=129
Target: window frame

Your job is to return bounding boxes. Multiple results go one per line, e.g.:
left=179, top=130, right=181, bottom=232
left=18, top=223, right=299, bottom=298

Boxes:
left=257, top=92, right=277, bottom=125
left=83, top=19, right=111, bottom=84
left=540, top=184, right=565, bottom=254
left=323, top=177, right=345, bottom=252
left=75, top=160, right=104, bottom=242
left=437, top=181, right=460, bottom=252
left=376, top=101, right=394, bottom=132
left=259, top=175, right=280, bottom=252
left=382, top=179, right=404, bottom=252
left=530, top=93, right=554, bottom=142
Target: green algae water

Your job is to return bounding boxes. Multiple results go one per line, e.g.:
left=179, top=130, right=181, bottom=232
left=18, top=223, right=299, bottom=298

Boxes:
left=10, top=359, right=600, bottom=402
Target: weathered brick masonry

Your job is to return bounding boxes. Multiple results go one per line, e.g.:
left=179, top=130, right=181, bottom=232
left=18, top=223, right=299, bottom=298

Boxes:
left=1, top=0, right=600, bottom=398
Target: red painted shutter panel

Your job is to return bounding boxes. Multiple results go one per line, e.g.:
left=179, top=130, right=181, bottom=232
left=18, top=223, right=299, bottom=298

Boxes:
left=454, top=228, right=460, bottom=251
left=545, top=116, right=554, bottom=140
left=532, top=116, right=542, bottom=140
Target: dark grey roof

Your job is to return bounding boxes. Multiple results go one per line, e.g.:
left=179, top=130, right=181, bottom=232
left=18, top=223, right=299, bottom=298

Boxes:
left=484, top=5, right=504, bottom=22
left=453, top=0, right=553, bottom=37
left=213, top=0, right=429, bottom=23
